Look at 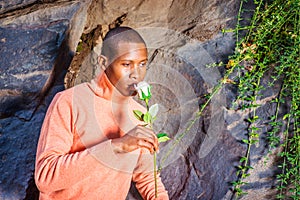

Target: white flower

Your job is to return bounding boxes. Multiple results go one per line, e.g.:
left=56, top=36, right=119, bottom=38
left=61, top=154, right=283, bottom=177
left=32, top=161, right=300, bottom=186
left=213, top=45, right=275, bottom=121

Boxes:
left=134, top=81, right=152, bottom=100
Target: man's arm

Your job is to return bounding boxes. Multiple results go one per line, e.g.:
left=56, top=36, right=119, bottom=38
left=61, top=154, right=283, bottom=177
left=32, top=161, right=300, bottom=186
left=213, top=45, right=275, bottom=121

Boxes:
left=34, top=92, right=133, bottom=193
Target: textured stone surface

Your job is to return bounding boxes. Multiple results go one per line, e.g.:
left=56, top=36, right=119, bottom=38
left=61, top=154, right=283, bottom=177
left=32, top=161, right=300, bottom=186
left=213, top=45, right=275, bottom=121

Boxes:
left=0, top=24, right=67, bottom=117
left=0, top=0, right=283, bottom=199
left=0, top=1, right=92, bottom=199
left=0, top=0, right=38, bottom=15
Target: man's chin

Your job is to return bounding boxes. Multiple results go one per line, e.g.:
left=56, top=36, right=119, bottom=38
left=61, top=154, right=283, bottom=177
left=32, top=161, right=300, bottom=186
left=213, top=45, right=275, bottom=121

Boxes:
left=119, top=89, right=137, bottom=97
left=130, top=91, right=137, bottom=96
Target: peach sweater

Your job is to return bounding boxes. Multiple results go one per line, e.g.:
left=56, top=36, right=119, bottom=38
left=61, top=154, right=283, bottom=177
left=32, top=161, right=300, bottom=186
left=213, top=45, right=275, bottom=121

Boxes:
left=35, top=72, right=168, bottom=200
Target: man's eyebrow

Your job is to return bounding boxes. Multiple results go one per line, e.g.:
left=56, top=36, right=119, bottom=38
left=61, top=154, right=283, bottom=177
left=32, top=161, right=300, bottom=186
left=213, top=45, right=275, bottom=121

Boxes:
left=119, top=59, right=148, bottom=62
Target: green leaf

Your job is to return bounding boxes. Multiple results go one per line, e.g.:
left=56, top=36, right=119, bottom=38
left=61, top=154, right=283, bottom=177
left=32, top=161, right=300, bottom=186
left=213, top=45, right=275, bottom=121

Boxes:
left=157, top=132, right=170, bottom=143
left=242, top=139, right=249, bottom=144
left=133, top=110, right=144, bottom=121
left=149, top=104, right=159, bottom=118
left=240, top=157, right=247, bottom=162
left=158, top=136, right=170, bottom=143
left=143, top=112, right=152, bottom=124
left=283, top=114, right=290, bottom=120
left=157, top=133, right=168, bottom=138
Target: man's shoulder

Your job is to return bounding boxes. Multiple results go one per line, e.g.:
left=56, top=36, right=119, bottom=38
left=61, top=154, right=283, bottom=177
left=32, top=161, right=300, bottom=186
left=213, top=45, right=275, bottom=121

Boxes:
left=52, top=82, right=91, bottom=103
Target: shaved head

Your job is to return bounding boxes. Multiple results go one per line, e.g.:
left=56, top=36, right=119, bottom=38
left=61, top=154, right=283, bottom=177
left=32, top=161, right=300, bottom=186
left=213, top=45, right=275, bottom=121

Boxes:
left=101, top=26, right=147, bottom=62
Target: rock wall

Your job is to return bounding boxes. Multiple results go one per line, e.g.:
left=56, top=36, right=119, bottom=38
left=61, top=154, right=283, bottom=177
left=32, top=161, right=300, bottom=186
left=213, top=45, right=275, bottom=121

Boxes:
left=0, top=0, right=280, bottom=200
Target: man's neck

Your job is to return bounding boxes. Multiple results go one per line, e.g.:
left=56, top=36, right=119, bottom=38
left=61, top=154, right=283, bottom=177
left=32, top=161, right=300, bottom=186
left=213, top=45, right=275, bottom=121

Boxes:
left=95, top=72, right=130, bottom=104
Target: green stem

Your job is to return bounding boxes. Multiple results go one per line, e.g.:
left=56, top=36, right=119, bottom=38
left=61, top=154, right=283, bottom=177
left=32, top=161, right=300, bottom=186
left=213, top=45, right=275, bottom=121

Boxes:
left=245, top=0, right=263, bottom=42
left=146, top=101, right=157, bottom=198
left=233, top=74, right=261, bottom=198
left=266, top=80, right=286, bottom=152
left=145, top=98, right=149, bottom=111
left=160, top=59, right=238, bottom=170
left=235, top=0, right=244, bottom=45
left=160, top=82, right=221, bottom=169
left=279, top=116, right=290, bottom=197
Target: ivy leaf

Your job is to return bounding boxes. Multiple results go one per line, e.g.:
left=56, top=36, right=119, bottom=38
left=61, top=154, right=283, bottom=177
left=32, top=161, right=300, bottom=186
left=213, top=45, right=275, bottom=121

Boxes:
left=157, top=132, right=170, bottom=143
left=133, top=110, right=144, bottom=121
left=283, top=114, right=290, bottom=120
left=242, top=139, right=249, bottom=144
left=149, top=104, right=159, bottom=118
left=239, top=156, right=247, bottom=162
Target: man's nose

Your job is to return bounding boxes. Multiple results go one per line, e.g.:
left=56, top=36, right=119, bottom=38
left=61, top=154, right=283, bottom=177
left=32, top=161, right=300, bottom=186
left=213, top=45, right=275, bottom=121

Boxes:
left=129, top=65, right=140, bottom=80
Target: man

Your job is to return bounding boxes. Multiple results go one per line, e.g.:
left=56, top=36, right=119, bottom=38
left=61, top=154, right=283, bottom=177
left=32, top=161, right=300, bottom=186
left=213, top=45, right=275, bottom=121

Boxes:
left=35, top=26, right=169, bottom=200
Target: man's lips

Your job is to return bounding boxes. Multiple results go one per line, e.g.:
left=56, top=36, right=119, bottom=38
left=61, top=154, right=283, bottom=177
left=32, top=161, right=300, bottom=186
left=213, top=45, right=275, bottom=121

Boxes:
left=128, top=81, right=139, bottom=87
left=128, top=83, right=137, bottom=91
left=127, top=84, right=138, bottom=96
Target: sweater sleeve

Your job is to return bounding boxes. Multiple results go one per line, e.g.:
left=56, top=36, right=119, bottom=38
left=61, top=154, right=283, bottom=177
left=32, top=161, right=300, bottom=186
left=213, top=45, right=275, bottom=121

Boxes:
left=132, top=149, right=169, bottom=200
left=34, top=92, right=134, bottom=193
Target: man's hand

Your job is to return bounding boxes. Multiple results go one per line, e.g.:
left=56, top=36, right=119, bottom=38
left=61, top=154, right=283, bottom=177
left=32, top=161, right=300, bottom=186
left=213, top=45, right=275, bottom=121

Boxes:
left=111, top=125, right=158, bottom=154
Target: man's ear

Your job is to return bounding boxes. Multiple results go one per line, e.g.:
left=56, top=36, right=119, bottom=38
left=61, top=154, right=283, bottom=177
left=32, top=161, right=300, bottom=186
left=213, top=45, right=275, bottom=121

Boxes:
left=98, top=55, right=108, bottom=71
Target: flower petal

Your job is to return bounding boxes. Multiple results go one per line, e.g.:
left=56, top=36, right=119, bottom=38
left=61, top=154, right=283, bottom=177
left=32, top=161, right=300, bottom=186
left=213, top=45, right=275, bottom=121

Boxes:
left=135, top=81, right=151, bottom=100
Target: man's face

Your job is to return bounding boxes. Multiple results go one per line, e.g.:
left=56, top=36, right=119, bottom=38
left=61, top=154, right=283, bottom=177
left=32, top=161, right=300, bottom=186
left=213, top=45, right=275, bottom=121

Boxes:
left=105, top=42, right=148, bottom=97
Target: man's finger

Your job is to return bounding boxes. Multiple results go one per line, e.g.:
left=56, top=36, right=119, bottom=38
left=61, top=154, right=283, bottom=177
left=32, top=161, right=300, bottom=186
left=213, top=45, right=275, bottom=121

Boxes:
left=137, top=139, right=156, bottom=154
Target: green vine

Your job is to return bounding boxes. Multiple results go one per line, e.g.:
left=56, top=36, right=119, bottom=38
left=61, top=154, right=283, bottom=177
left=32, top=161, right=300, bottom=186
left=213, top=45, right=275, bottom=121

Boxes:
left=159, top=0, right=299, bottom=199
left=225, top=0, right=300, bottom=198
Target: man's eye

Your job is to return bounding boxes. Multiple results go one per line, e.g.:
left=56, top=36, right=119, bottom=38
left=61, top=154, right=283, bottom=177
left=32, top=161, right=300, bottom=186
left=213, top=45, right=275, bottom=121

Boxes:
left=122, top=63, right=130, bottom=67
left=139, top=62, right=147, bottom=67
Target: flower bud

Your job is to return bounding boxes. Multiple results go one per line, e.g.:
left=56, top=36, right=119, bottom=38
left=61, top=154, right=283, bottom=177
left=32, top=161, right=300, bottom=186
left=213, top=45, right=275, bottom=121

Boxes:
left=134, top=81, right=152, bottom=101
